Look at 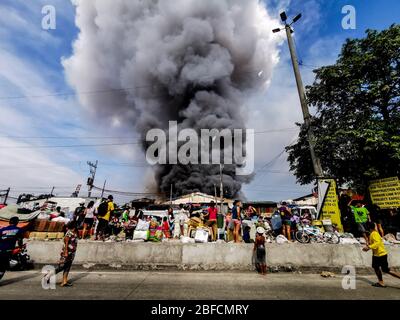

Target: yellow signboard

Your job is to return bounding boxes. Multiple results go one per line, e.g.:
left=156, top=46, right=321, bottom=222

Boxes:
left=320, top=179, right=343, bottom=232
left=369, top=176, right=400, bottom=209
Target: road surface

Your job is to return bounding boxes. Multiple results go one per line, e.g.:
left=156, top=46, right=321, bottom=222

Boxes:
left=0, top=270, right=399, bottom=300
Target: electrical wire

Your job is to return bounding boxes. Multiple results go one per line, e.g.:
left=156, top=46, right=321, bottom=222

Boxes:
left=0, top=127, right=298, bottom=141
left=0, top=141, right=143, bottom=149
left=0, top=68, right=272, bottom=101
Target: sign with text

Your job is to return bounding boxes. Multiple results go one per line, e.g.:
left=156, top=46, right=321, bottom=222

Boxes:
left=318, top=178, right=343, bottom=232
left=369, top=177, right=400, bottom=209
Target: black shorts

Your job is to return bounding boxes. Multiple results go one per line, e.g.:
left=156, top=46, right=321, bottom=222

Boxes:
left=97, top=218, right=109, bottom=234
left=372, top=255, right=390, bottom=273
left=356, top=222, right=367, bottom=233
left=84, top=218, right=94, bottom=228
left=56, top=258, right=73, bottom=274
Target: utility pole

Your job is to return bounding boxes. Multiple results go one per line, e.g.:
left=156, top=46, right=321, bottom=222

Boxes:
left=170, top=184, right=173, bottom=205
left=87, top=160, right=98, bottom=198
left=219, top=164, right=224, bottom=214
left=273, top=12, right=323, bottom=177
left=3, top=188, right=10, bottom=205
left=100, top=180, right=107, bottom=199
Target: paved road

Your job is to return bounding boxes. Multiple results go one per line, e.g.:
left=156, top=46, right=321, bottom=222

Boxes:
left=0, top=270, right=399, bottom=300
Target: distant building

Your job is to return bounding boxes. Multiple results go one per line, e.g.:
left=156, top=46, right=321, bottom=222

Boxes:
left=242, top=201, right=277, bottom=216
left=291, top=193, right=318, bottom=206
left=166, top=192, right=233, bottom=214
left=18, top=196, right=96, bottom=213
left=130, top=197, right=155, bottom=209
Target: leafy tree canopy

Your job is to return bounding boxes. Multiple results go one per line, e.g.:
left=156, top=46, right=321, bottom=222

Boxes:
left=286, top=24, right=400, bottom=193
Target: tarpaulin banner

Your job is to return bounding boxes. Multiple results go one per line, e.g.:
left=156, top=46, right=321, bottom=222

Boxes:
left=369, top=176, right=400, bottom=209
left=317, top=178, right=343, bottom=232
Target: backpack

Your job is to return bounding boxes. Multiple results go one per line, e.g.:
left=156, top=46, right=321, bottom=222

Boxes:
left=97, top=201, right=108, bottom=217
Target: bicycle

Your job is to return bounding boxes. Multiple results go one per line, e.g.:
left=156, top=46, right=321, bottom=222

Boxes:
left=295, top=223, right=340, bottom=244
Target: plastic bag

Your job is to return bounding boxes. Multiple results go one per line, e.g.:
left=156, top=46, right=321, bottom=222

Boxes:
left=276, top=235, right=288, bottom=244
left=133, top=230, right=149, bottom=240
left=194, top=228, right=209, bottom=243
left=271, top=213, right=282, bottom=230
left=136, top=219, right=150, bottom=231
left=181, top=236, right=195, bottom=243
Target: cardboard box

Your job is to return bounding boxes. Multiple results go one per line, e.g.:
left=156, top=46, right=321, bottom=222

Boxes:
left=48, top=221, right=57, bottom=232
left=55, top=222, right=65, bottom=232
left=34, top=219, right=49, bottom=232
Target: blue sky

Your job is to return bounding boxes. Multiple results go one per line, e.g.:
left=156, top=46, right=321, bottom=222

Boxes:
left=0, top=0, right=398, bottom=203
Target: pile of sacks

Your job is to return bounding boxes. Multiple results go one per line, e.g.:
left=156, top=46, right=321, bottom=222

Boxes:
left=132, top=219, right=150, bottom=241
left=132, top=218, right=164, bottom=242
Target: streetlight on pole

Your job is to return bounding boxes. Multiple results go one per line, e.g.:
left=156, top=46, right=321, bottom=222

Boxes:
left=272, top=12, right=323, bottom=178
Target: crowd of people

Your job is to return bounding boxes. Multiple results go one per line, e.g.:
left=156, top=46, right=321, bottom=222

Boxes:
left=1, top=194, right=400, bottom=286
left=37, top=194, right=400, bottom=248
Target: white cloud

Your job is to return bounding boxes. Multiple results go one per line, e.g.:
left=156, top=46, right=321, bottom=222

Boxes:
left=0, top=138, right=83, bottom=194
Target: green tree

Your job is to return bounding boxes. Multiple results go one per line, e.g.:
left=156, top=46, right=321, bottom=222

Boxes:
left=286, top=24, right=400, bottom=193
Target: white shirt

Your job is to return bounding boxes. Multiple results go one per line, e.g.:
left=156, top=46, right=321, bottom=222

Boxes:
left=85, top=207, right=95, bottom=219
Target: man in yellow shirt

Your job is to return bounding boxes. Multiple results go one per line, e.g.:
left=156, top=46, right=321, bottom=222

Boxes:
left=363, top=222, right=400, bottom=287
left=96, top=195, right=115, bottom=241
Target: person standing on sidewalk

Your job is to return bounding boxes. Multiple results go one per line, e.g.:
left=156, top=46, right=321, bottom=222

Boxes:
left=45, top=221, right=79, bottom=287
left=363, top=222, right=400, bottom=288
left=254, top=227, right=267, bottom=275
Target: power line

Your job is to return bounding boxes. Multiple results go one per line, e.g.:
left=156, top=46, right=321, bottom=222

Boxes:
left=0, top=128, right=299, bottom=149
left=90, top=184, right=163, bottom=196
left=0, top=68, right=270, bottom=101
left=0, top=185, right=76, bottom=189
left=255, top=138, right=297, bottom=173
left=0, top=141, right=142, bottom=149
left=0, top=127, right=298, bottom=140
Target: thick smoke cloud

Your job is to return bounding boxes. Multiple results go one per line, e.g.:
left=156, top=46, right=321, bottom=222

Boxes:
left=64, top=0, right=282, bottom=198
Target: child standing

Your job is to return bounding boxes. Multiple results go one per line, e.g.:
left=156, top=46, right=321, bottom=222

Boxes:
left=44, top=221, right=78, bottom=287
left=363, top=222, right=400, bottom=287
left=162, top=216, right=171, bottom=239
left=254, top=227, right=267, bottom=275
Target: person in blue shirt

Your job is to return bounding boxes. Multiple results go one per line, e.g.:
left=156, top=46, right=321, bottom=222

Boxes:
left=0, top=216, right=24, bottom=280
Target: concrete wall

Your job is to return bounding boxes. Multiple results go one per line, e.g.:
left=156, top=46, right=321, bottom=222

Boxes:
left=26, top=241, right=400, bottom=271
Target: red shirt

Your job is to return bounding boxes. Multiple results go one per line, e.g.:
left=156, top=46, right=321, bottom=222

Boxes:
left=162, top=221, right=170, bottom=231
left=207, top=207, right=218, bottom=220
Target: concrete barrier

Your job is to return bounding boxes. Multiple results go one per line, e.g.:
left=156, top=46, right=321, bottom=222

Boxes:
left=26, top=240, right=400, bottom=271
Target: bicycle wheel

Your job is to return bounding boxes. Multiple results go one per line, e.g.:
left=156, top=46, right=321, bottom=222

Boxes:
left=324, top=232, right=340, bottom=244
left=295, top=231, right=310, bottom=243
